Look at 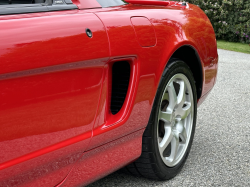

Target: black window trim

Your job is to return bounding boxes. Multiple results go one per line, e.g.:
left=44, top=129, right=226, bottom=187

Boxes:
left=0, top=0, right=78, bottom=15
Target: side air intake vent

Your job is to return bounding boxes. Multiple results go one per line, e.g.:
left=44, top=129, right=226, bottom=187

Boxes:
left=111, top=61, right=130, bottom=115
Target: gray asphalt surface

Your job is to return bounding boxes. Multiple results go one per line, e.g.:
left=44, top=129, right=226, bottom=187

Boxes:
left=88, top=49, right=250, bottom=187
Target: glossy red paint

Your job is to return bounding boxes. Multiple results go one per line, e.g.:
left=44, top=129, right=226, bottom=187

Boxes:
left=71, top=0, right=101, bottom=9
left=131, top=16, right=157, bottom=47
left=63, top=129, right=144, bottom=187
left=0, top=12, right=109, bottom=186
left=0, top=1, right=218, bottom=186
left=126, top=0, right=186, bottom=6
left=126, top=0, right=170, bottom=6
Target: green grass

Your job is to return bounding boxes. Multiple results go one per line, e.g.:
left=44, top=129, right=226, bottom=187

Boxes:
left=217, top=40, right=250, bottom=54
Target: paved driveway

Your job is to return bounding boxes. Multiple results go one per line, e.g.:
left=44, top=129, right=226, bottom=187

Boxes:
left=88, top=49, right=250, bottom=187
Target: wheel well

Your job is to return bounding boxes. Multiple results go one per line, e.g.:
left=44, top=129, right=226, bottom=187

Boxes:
left=170, top=46, right=203, bottom=99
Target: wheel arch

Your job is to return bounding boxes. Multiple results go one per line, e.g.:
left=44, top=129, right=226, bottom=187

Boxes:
left=168, top=45, right=203, bottom=100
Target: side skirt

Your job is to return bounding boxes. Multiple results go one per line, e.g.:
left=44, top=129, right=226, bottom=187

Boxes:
left=59, top=129, right=144, bottom=187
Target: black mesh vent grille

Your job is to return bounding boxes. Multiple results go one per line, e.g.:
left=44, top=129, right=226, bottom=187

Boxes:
left=110, top=61, right=130, bottom=115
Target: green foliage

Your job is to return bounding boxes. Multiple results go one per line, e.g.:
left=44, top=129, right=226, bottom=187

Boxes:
left=188, top=0, right=250, bottom=43
left=217, top=40, right=250, bottom=53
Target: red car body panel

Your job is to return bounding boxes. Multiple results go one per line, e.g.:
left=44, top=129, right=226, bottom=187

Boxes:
left=0, top=0, right=218, bottom=186
left=71, top=0, right=101, bottom=9
left=130, top=16, right=157, bottom=47
left=0, top=11, right=110, bottom=186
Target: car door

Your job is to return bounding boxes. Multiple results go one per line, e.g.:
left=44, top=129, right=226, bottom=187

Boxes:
left=0, top=1, right=109, bottom=186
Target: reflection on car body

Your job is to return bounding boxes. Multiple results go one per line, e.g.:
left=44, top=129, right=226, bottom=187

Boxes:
left=0, top=0, right=218, bottom=186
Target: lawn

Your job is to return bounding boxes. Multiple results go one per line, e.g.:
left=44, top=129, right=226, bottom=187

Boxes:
left=217, top=40, right=250, bottom=54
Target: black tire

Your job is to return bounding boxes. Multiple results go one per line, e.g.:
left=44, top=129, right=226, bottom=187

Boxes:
left=125, top=58, right=197, bottom=180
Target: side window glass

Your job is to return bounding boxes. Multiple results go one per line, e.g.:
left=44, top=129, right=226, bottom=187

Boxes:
left=0, top=0, right=77, bottom=15
left=0, top=0, right=45, bottom=5
left=96, top=0, right=126, bottom=7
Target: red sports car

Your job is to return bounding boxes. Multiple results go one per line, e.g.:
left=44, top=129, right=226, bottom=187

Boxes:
left=0, top=0, right=218, bottom=186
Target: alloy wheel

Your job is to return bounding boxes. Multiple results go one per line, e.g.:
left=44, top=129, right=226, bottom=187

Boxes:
left=157, top=73, right=194, bottom=167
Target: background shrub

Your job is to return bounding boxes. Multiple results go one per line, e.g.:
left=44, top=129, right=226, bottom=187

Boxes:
left=188, top=0, right=250, bottom=43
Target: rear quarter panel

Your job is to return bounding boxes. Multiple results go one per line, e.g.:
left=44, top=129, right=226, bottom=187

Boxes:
left=60, top=3, right=218, bottom=186
left=85, top=3, right=217, bottom=150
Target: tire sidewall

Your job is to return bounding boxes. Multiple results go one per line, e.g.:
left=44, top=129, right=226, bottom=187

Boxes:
left=149, top=59, right=197, bottom=179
